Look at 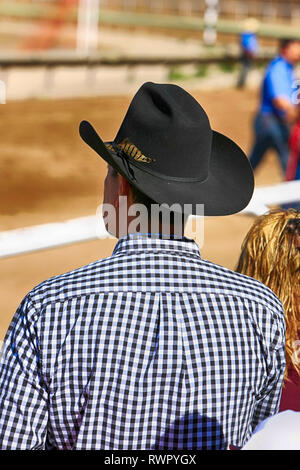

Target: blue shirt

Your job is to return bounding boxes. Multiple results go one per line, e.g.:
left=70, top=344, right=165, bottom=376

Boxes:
left=260, top=56, right=297, bottom=116
left=241, top=32, right=258, bottom=54
left=0, top=233, right=285, bottom=449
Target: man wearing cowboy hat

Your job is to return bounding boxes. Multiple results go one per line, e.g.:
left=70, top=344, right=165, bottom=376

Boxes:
left=0, top=82, right=285, bottom=450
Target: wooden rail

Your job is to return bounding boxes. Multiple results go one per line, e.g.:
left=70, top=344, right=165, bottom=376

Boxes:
left=0, top=52, right=274, bottom=69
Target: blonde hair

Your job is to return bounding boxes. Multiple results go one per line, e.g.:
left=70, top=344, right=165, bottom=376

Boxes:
left=236, top=209, right=300, bottom=381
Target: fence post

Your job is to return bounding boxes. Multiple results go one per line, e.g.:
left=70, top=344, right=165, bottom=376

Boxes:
left=0, top=79, right=6, bottom=104
left=77, top=0, right=100, bottom=55
left=203, top=0, right=219, bottom=45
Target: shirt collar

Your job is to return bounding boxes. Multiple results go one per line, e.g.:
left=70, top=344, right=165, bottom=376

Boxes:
left=112, top=232, right=201, bottom=258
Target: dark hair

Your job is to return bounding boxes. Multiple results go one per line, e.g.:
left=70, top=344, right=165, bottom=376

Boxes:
left=279, top=37, right=300, bottom=51
left=131, top=183, right=157, bottom=210
left=110, top=166, right=187, bottom=227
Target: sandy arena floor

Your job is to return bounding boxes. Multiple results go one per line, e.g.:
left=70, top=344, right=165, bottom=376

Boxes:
left=0, top=87, right=283, bottom=339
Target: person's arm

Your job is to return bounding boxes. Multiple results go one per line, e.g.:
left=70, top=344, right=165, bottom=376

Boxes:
left=251, top=303, right=286, bottom=431
left=272, top=97, right=299, bottom=123
left=0, top=295, right=48, bottom=449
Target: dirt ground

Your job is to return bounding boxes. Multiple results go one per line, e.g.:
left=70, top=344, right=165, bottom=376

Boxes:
left=0, top=87, right=283, bottom=339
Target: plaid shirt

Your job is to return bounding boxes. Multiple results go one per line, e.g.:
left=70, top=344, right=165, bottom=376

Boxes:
left=0, top=233, right=285, bottom=450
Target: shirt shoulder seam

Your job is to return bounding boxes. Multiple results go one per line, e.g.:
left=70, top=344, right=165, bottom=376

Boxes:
left=28, top=289, right=283, bottom=316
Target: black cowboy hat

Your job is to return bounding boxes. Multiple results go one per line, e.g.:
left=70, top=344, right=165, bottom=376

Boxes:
left=79, top=82, right=254, bottom=216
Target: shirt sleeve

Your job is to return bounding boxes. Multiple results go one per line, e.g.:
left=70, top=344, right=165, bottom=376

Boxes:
left=267, top=62, right=293, bottom=102
left=0, top=295, right=48, bottom=449
left=242, top=34, right=258, bottom=53
left=251, top=302, right=286, bottom=431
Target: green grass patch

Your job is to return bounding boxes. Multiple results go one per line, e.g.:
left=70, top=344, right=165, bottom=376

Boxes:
left=168, top=67, right=190, bottom=81
left=195, top=64, right=208, bottom=78
left=218, top=62, right=236, bottom=73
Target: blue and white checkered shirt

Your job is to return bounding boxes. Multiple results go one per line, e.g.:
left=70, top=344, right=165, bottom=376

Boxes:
left=0, top=233, right=285, bottom=450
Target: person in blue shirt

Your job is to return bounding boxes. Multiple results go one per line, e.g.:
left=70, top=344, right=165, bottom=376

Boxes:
left=237, top=18, right=259, bottom=89
left=249, top=38, right=300, bottom=174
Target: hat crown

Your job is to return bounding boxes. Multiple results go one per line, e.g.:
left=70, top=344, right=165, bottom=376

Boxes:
left=79, top=81, right=254, bottom=216
left=115, top=82, right=212, bottom=181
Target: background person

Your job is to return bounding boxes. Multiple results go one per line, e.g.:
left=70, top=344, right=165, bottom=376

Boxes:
left=236, top=209, right=300, bottom=412
left=237, top=18, right=259, bottom=89
left=249, top=38, right=300, bottom=175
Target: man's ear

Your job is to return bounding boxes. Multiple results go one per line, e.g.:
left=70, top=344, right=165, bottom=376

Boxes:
left=113, top=174, right=132, bottom=208
left=118, top=174, right=131, bottom=197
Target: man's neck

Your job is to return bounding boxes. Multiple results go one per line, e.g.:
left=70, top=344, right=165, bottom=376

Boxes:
left=125, top=227, right=186, bottom=238
left=280, top=54, right=294, bottom=66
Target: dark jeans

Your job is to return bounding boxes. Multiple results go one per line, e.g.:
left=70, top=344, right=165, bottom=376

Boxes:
left=296, top=161, right=300, bottom=180
left=237, top=53, right=252, bottom=88
left=249, top=113, right=290, bottom=174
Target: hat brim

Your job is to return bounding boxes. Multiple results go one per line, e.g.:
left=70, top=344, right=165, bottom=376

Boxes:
left=79, top=120, right=254, bottom=216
